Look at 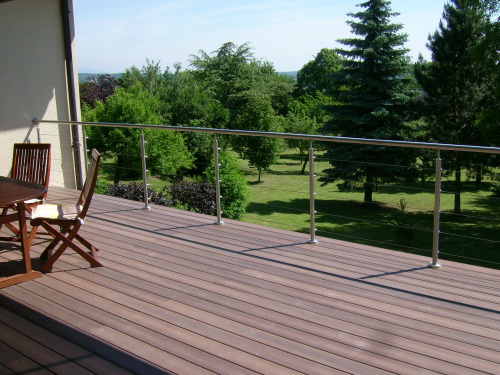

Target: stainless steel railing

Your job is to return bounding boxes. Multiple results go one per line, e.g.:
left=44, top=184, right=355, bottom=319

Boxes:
left=33, top=118, right=500, bottom=269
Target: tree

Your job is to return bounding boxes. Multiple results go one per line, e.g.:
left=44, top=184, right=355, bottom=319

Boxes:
left=190, top=42, right=255, bottom=112
left=85, top=84, right=194, bottom=182
left=160, top=68, right=229, bottom=175
left=284, top=104, right=320, bottom=174
left=119, top=59, right=165, bottom=96
left=321, top=0, right=418, bottom=203
left=190, top=42, right=294, bottom=124
left=414, top=0, right=498, bottom=213
left=190, top=42, right=292, bottom=179
left=295, top=48, right=343, bottom=97
left=79, top=74, right=119, bottom=108
left=288, top=48, right=341, bottom=173
left=233, top=93, right=283, bottom=182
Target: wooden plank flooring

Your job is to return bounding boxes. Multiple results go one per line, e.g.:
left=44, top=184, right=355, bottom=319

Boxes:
left=1, top=186, right=499, bottom=374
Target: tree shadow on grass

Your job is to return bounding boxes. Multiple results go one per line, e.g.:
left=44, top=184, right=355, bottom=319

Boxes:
left=377, top=180, right=496, bottom=196
left=245, top=197, right=499, bottom=268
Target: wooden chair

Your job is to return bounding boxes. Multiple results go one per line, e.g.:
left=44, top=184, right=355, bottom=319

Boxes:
left=0, top=143, right=51, bottom=241
left=30, top=149, right=102, bottom=273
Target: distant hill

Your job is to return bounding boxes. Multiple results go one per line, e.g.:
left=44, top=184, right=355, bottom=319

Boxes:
left=278, top=71, right=297, bottom=80
left=78, top=73, right=122, bottom=83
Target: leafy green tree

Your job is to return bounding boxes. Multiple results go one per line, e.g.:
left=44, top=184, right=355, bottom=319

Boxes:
left=321, top=0, right=418, bottom=203
left=190, top=42, right=294, bottom=124
left=190, top=42, right=254, bottom=112
left=295, top=48, right=343, bottom=97
left=160, top=68, right=229, bottom=174
left=284, top=104, right=319, bottom=174
left=414, top=0, right=498, bottom=213
left=85, top=84, right=193, bottom=182
left=233, top=93, right=283, bottom=182
left=190, top=42, right=292, bottom=180
left=119, top=59, right=165, bottom=97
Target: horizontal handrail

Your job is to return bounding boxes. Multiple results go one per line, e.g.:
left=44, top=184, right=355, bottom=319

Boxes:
left=35, top=117, right=499, bottom=269
left=33, top=119, right=500, bottom=155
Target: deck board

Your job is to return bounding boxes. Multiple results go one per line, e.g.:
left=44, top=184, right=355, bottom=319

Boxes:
left=1, top=186, right=499, bottom=374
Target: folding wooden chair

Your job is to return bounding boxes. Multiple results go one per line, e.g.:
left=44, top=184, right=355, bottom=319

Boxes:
left=30, top=149, right=102, bottom=273
left=0, top=143, right=51, bottom=241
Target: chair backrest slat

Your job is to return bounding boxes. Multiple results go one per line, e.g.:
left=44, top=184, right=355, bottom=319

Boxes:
left=11, top=143, right=51, bottom=199
left=77, top=149, right=101, bottom=219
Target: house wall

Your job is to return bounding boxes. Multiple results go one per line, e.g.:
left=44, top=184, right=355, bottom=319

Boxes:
left=0, top=0, right=85, bottom=189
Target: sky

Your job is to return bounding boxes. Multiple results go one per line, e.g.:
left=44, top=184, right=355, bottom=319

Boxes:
left=73, top=0, right=447, bottom=74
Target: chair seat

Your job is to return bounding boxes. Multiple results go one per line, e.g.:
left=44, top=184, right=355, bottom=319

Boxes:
left=29, top=148, right=101, bottom=273
left=31, top=204, right=83, bottom=223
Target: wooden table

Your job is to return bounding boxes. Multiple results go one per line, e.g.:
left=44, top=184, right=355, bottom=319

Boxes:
left=0, top=176, right=45, bottom=288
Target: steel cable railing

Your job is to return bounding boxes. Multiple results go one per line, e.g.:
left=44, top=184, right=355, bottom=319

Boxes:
left=34, top=119, right=500, bottom=269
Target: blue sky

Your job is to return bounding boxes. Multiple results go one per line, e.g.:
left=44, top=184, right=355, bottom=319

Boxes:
left=74, top=0, right=447, bottom=73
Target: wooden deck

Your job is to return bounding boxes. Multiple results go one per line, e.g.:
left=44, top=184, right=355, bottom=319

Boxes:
left=1, top=186, right=499, bottom=374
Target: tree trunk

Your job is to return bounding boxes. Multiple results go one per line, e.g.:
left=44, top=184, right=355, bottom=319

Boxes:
left=114, top=155, right=123, bottom=184
left=301, top=158, right=308, bottom=175
left=364, top=171, right=373, bottom=203
left=475, top=165, right=482, bottom=186
left=454, top=166, right=461, bottom=214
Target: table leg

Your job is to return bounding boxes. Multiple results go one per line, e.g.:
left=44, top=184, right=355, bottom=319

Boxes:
left=17, top=202, right=31, bottom=273
left=0, top=202, right=41, bottom=288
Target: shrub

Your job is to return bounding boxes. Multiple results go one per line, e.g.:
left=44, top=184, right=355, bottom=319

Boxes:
left=166, top=180, right=216, bottom=215
left=205, top=150, right=250, bottom=220
left=106, top=182, right=173, bottom=206
left=490, top=184, right=500, bottom=198
left=394, top=198, right=415, bottom=241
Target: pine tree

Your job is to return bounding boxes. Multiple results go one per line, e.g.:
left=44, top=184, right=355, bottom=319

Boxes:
left=321, top=0, right=417, bottom=203
left=415, top=0, right=497, bottom=214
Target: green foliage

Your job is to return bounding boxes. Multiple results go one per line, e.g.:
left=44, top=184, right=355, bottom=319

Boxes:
left=84, top=84, right=194, bottom=181
left=190, top=42, right=294, bottom=122
left=295, top=48, right=343, bottom=96
left=394, top=198, right=415, bottom=241
left=490, top=183, right=500, bottom=198
left=232, top=93, right=284, bottom=181
left=205, top=150, right=250, bottom=220
left=321, top=0, right=418, bottom=203
left=119, top=59, right=165, bottom=96
left=283, top=105, right=320, bottom=174
left=414, top=0, right=498, bottom=213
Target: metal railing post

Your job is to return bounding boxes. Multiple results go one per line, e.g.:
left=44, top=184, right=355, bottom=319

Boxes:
left=430, top=151, right=442, bottom=268
left=308, top=141, right=318, bottom=244
left=36, top=121, right=42, bottom=143
left=214, top=136, right=223, bottom=225
left=140, top=131, right=150, bottom=210
left=82, top=127, right=89, bottom=173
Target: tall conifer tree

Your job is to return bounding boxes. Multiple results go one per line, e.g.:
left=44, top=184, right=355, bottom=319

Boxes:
left=415, top=0, right=497, bottom=213
left=321, top=0, right=417, bottom=203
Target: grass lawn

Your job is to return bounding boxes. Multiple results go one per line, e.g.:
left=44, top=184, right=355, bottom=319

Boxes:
left=240, top=152, right=500, bottom=269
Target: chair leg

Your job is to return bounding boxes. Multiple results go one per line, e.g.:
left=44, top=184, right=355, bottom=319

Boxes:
left=0, top=207, right=7, bottom=231
left=40, top=222, right=103, bottom=272
left=75, top=233, right=99, bottom=258
left=40, top=236, right=60, bottom=261
left=1, top=207, right=20, bottom=237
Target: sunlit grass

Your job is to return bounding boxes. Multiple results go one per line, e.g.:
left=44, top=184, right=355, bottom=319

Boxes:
left=240, top=152, right=499, bottom=269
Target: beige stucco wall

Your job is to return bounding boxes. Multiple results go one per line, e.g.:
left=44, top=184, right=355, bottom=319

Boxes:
left=0, top=0, right=85, bottom=189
